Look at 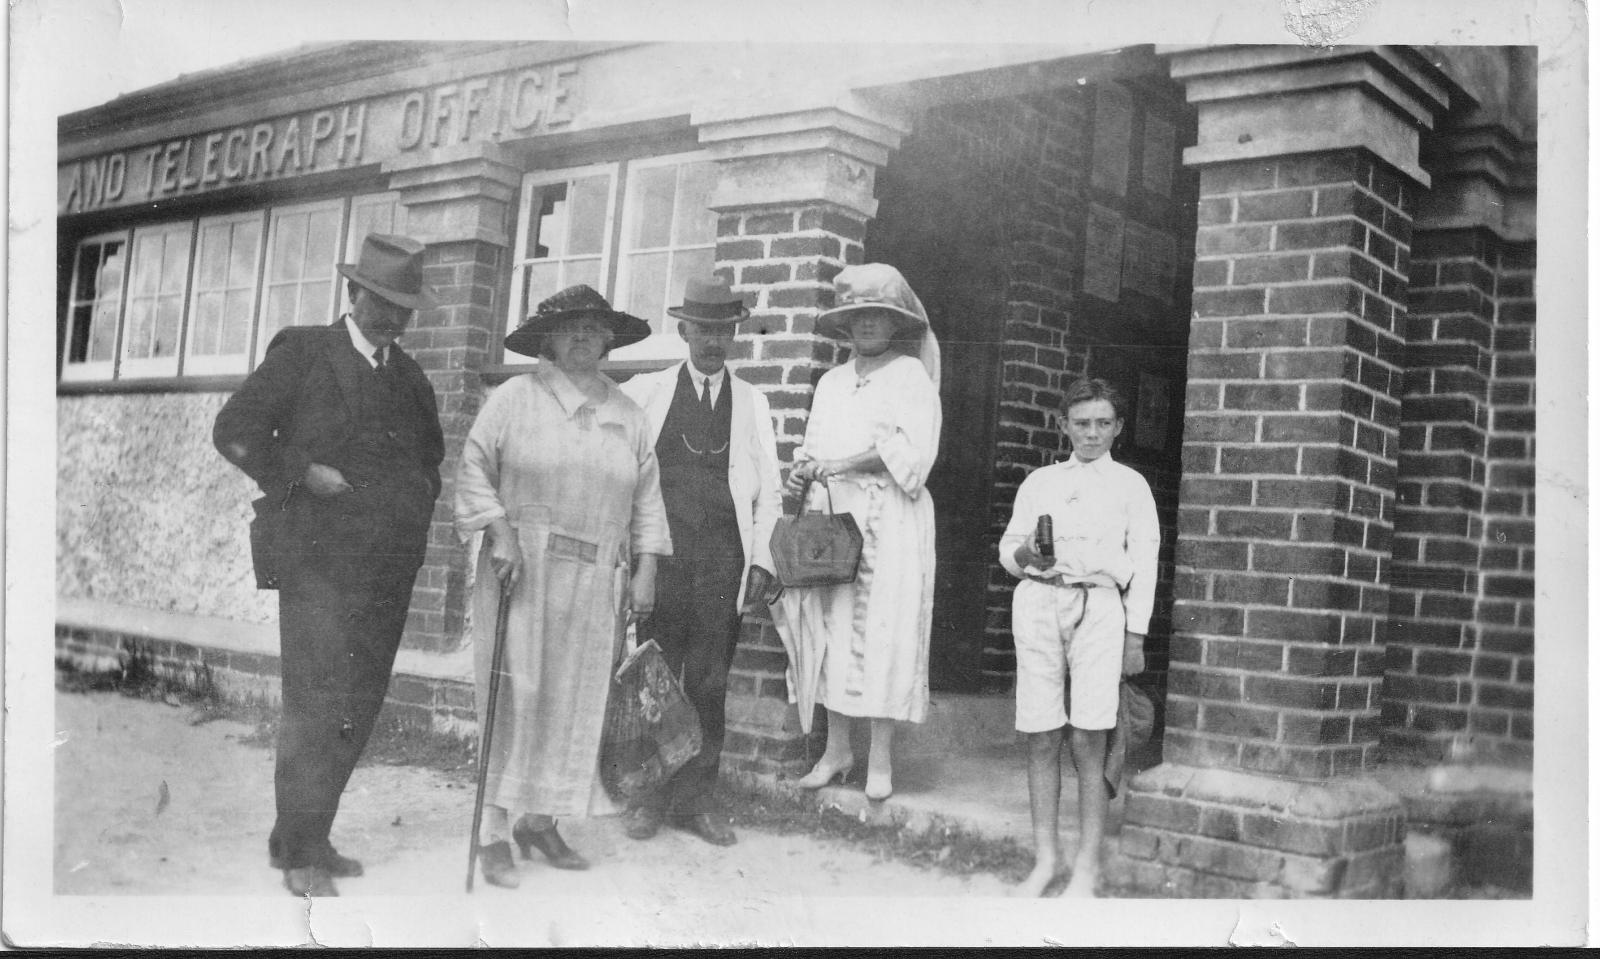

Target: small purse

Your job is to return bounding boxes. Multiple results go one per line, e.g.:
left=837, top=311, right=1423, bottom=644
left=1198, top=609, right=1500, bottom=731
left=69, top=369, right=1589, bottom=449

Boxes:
left=768, top=476, right=865, bottom=590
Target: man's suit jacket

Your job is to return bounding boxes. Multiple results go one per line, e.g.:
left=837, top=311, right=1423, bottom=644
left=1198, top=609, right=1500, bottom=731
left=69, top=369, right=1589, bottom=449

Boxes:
left=621, top=362, right=783, bottom=607
left=213, top=321, right=444, bottom=574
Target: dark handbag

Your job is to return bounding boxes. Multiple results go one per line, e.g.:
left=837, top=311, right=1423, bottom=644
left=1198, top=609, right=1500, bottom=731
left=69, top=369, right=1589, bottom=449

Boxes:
left=600, top=619, right=703, bottom=802
left=768, top=476, right=864, bottom=589
left=248, top=484, right=296, bottom=590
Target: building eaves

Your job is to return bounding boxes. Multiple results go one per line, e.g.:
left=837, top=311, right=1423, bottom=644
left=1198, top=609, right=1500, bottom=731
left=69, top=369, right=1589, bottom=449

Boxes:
left=58, top=41, right=526, bottom=141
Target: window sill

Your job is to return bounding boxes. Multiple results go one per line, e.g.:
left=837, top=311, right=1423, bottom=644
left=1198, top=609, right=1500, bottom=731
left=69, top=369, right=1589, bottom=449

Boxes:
left=57, top=374, right=247, bottom=395
left=57, top=359, right=684, bottom=395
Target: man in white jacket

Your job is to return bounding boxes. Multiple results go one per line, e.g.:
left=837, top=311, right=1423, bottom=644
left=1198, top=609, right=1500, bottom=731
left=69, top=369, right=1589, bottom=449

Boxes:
left=618, top=275, right=784, bottom=846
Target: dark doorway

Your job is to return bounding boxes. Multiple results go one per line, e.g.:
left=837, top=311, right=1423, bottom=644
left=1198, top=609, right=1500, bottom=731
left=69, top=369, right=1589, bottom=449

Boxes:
left=865, top=136, right=1008, bottom=693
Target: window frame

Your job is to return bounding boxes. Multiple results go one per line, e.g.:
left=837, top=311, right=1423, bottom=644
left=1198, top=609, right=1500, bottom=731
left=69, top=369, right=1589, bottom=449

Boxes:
left=505, top=162, right=622, bottom=347
left=181, top=210, right=268, bottom=378
left=609, top=150, right=719, bottom=364
left=61, top=228, right=132, bottom=383
left=254, top=197, right=349, bottom=364
left=117, top=221, right=196, bottom=380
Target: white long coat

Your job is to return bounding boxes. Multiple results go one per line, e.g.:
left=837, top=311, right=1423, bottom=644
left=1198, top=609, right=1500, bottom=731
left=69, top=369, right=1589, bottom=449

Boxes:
left=620, top=362, right=784, bottom=607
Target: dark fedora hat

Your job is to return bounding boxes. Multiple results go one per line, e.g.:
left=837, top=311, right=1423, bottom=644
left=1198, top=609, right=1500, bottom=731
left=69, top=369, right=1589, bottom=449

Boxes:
left=505, top=284, right=652, bottom=358
left=666, top=276, right=750, bottom=326
left=336, top=234, right=436, bottom=311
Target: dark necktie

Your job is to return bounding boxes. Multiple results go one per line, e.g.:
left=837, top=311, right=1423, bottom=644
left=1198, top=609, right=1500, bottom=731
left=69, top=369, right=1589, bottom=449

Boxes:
left=374, top=348, right=387, bottom=373
left=700, top=376, right=713, bottom=413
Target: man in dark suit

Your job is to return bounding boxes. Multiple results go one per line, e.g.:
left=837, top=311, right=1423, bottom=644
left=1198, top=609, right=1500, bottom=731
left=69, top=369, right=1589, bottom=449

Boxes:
left=213, top=234, right=444, bottom=897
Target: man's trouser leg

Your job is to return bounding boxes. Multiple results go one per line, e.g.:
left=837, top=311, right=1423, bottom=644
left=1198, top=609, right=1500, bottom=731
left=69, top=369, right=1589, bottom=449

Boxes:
left=647, top=527, right=743, bottom=816
left=269, top=564, right=415, bottom=868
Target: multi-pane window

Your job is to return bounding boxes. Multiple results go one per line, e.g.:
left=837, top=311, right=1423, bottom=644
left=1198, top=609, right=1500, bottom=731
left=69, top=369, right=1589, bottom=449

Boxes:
left=612, top=153, right=718, bottom=360
left=61, top=232, right=129, bottom=382
left=119, top=223, right=194, bottom=378
left=184, top=212, right=264, bottom=376
left=505, top=152, right=719, bottom=362
left=60, top=192, right=398, bottom=383
left=258, top=200, right=345, bottom=360
left=509, top=164, right=618, bottom=337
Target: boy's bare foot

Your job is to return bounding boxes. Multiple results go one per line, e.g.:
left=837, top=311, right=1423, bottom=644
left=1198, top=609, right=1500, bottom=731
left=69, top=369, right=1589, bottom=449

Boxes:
left=1061, top=859, right=1099, bottom=898
left=1012, top=852, right=1064, bottom=897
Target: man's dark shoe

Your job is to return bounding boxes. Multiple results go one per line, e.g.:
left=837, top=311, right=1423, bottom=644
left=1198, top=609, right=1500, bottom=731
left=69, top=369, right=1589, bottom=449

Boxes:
left=673, top=812, right=737, bottom=847
left=270, top=846, right=363, bottom=877
left=282, top=866, right=339, bottom=897
left=318, top=849, right=364, bottom=878
left=625, top=805, right=663, bottom=841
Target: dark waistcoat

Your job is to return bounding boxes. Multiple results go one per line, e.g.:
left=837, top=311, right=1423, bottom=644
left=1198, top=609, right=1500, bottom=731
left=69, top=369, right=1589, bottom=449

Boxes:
left=655, top=366, right=738, bottom=540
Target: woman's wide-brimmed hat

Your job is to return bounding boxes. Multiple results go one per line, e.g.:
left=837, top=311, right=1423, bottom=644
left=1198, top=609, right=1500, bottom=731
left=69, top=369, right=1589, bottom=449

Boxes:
left=504, top=284, right=652, bottom=358
left=667, top=275, right=750, bottom=325
left=815, top=263, right=929, bottom=339
left=335, top=234, right=436, bottom=311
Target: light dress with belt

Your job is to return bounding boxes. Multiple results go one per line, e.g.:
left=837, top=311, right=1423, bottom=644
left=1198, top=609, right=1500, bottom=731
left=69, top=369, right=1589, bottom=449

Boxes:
left=454, top=362, right=671, bottom=817
left=772, top=353, right=941, bottom=729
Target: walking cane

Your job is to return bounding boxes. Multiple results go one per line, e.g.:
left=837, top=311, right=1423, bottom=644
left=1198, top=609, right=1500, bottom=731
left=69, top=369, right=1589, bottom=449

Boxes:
left=466, top=583, right=513, bottom=893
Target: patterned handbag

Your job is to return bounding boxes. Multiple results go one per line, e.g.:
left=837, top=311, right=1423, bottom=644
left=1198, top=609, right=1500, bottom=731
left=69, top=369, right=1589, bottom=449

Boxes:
left=600, top=619, right=703, bottom=802
left=768, top=476, right=864, bottom=589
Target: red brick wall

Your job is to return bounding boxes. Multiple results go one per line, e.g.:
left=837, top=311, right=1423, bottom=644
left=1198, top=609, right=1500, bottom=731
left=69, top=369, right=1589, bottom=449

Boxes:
left=401, top=240, right=503, bottom=653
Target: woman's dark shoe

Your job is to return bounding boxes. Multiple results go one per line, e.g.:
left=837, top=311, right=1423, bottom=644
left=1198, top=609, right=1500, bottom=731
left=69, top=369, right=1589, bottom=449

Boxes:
left=513, top=820, right=591, bottom=870
left=478, top=840, right=521, bottom=889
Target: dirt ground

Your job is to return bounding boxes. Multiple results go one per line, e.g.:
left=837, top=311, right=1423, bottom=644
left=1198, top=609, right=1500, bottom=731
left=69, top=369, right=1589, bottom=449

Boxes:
left=52, top=690, right=1012, bottom=900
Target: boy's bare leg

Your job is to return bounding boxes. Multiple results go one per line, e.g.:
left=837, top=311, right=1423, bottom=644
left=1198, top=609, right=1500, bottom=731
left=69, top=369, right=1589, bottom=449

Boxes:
left=1014, top=727, right=1066, bottom=897
left=1063, top=726, right=1109, bottom=897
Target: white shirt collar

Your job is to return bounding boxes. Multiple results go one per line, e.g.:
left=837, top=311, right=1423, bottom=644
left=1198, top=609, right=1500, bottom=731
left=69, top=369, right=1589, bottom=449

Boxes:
left=687, top=364, right=726, bottom=397
left=344, top=315, right=384, bottom=367
left=1064, top=451, right=1114, bottom=470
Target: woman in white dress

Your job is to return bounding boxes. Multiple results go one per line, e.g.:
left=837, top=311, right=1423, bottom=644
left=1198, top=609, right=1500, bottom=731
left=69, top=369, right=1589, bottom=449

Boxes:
left=454, top=285, right=671, bottom=888
left=772, top=263, right=942, bottom=801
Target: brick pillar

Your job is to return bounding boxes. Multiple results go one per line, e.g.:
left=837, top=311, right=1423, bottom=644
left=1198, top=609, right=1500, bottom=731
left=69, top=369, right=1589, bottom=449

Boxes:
left=1120, top=46, right=1452, bottom=898
left=384, top=143, right=521, bottom=653
left=1477, top=240, right=1535, bottom=759
left=1384, top=227, right=1496, bottom=761
left=1382, top=76, right=1538, bottom=767
left=696, top=96, right=909, bottom=774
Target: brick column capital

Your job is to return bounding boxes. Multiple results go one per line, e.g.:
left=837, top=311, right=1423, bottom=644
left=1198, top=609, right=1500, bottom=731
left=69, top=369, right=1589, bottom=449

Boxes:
left=381, top=141, right=523, bottom=247
left=695, top=95, right=912, bottom=218
left=1417, top=123, right=1536, bottom=242
left=1163, top=45, right=1456, bottom=186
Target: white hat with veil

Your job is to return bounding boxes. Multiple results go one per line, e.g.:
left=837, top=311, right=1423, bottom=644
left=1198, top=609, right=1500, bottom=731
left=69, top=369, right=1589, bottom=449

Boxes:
left=815, top=263, right=941, bottom=391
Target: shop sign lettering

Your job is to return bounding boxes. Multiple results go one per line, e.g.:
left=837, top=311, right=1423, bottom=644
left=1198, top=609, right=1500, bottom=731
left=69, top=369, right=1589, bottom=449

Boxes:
left=59, top=61, right=580, bottom=215
left=396, top=64, right=578, bottom=150
left=59, top=104, right=368, bottom=215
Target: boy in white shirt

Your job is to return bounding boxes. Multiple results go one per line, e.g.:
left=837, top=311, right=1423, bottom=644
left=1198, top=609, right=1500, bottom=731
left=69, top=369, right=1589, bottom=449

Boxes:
left=999, top=378, right=1160, bottom=897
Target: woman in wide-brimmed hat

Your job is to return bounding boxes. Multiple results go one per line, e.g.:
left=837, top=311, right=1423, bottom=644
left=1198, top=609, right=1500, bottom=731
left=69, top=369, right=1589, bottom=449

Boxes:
left=770, top=263, right=942, bottom=803
left=454, top=285, right=671, bottom=888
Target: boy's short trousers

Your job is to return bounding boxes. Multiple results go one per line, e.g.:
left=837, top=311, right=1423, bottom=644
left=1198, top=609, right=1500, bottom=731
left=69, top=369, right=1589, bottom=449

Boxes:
left=1012, top=578, right=1124, bottom=732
